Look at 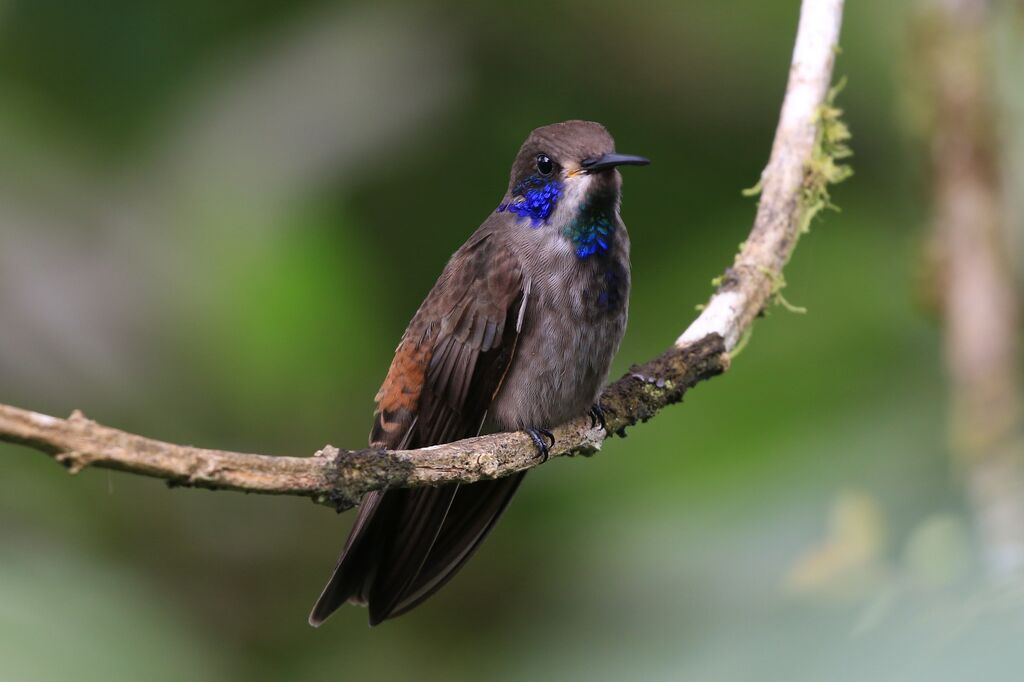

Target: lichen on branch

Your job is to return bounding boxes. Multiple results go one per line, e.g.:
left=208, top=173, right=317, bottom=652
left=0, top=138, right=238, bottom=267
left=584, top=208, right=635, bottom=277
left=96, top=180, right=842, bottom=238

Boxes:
left=801, top=77, right=854, bottom=234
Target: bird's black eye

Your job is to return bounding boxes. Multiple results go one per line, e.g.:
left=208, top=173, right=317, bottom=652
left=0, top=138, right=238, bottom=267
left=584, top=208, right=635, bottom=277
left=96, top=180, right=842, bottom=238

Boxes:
left=536, top=154, right=554, bottom=176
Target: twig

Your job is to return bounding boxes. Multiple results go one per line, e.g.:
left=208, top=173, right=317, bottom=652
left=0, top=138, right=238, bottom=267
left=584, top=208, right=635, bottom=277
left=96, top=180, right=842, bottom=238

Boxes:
left=679, top=0, right=846, bottom=349
left=0, top=0, right=847, bottom=511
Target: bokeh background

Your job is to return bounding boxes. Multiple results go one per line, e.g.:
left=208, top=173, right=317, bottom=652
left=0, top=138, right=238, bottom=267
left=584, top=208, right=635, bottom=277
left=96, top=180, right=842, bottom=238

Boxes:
left=2, top=0, right=1024, bottom=680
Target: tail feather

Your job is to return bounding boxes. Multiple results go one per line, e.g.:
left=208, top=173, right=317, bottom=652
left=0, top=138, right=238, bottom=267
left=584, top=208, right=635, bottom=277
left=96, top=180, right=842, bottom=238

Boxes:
left=386, top=472, right=526, bottom=621
left=308, top=473, right=526, bottom=626
left=308, top=490, right=387, bottom=626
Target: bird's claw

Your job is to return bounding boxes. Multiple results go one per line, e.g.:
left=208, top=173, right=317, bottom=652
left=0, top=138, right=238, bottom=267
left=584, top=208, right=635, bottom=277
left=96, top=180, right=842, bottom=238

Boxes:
left=588, top=403, right=607, bottom=431
left=630, top=371, right=666, bottom=388
left=525, top=428, right=555, bottom=462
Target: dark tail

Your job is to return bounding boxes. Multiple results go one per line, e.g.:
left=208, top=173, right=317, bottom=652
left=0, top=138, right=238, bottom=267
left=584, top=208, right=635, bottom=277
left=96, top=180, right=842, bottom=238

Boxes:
left=308, top=472, right=526, bottom=627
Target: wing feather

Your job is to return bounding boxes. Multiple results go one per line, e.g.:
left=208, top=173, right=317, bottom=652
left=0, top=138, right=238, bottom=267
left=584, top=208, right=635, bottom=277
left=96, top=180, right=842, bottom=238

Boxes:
left=310, top=231, right=530, bottom=627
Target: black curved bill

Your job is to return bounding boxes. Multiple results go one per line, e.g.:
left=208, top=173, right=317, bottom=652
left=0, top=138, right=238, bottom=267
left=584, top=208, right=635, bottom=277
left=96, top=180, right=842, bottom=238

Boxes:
left=581, top=153, right=651, bottom=172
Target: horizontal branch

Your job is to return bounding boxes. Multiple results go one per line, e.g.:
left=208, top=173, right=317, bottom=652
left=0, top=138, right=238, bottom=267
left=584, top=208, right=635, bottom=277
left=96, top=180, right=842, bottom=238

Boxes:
left=0, top=338, right=726, bottom=509
left=0, top=0, right=846, bottom=510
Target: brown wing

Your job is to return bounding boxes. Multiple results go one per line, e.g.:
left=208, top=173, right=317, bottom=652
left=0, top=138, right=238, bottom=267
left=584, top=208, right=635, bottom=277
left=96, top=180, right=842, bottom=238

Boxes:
left=309, top=231, right=530, bottom=626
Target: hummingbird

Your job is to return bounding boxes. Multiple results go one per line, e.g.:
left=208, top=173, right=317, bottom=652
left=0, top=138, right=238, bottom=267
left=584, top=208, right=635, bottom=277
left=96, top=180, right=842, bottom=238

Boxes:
left=309, top=120, right=649, bottom=626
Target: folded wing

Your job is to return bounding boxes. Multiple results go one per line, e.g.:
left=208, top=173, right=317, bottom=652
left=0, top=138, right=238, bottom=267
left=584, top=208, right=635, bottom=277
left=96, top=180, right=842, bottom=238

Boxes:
left=309, top=231, right=530, bottom=626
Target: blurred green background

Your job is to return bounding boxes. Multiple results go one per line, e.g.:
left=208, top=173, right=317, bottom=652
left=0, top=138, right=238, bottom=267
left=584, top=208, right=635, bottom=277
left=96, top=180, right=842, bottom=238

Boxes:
left=2, top=0, right=1022, bottom=680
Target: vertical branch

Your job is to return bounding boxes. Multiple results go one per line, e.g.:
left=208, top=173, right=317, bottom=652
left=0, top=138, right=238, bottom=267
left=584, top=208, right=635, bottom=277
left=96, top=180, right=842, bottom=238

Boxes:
left=678, top=0, right=847, bottom=351
left=924, top=0, right=1024, bottom=578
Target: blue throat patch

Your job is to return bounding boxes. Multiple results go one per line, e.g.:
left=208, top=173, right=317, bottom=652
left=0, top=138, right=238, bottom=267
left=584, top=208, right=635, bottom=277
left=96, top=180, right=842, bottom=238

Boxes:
left=496, top=178, right=616, bottom=260
left=496, top=175, right=561, bottom=226
left=563, top=196, right=615, bottom=259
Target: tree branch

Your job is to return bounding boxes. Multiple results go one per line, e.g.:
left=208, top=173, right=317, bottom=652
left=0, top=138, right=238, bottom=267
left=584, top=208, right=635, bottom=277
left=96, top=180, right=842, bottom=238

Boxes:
left=0, top=0, right=847, bottom=511
left=0, top=337, right=727, bottom=510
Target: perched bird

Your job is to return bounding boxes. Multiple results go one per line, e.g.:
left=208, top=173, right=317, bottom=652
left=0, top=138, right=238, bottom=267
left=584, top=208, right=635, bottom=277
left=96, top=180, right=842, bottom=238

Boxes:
left=309, top=120, right=648, bottom=626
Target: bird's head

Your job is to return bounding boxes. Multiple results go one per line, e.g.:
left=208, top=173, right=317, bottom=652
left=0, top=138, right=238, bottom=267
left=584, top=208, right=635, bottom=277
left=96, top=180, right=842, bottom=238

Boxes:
left=496, top=120, right=649, bottom=258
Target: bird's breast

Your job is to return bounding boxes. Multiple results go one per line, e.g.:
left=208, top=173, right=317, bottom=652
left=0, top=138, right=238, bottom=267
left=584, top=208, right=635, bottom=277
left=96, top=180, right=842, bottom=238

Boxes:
left=486, top=241, right=630, bottom=431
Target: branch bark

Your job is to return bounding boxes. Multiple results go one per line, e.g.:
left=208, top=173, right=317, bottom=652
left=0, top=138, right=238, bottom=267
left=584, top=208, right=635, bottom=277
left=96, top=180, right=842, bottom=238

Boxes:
left=0, top=0, right=847, bottom=511
left=0, top=338, right=728, bottom=510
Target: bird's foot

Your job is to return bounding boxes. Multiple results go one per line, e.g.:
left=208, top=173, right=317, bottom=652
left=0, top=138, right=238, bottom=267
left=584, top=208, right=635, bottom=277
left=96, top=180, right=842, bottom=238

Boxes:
left=588, top=403, right=608, bottom=431
left=630, top=371, right=667, bottom=388
left=525, top=428, right=555, bottom=462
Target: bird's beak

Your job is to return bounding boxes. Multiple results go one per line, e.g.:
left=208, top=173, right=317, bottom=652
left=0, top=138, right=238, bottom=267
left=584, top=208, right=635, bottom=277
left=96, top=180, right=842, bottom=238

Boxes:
left=580, top=153, right=651, bottom=173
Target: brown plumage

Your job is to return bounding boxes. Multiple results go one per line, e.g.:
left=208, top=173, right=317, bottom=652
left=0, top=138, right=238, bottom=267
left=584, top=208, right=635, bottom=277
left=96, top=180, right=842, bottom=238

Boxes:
left=309, top=121, right=647, bottom=626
